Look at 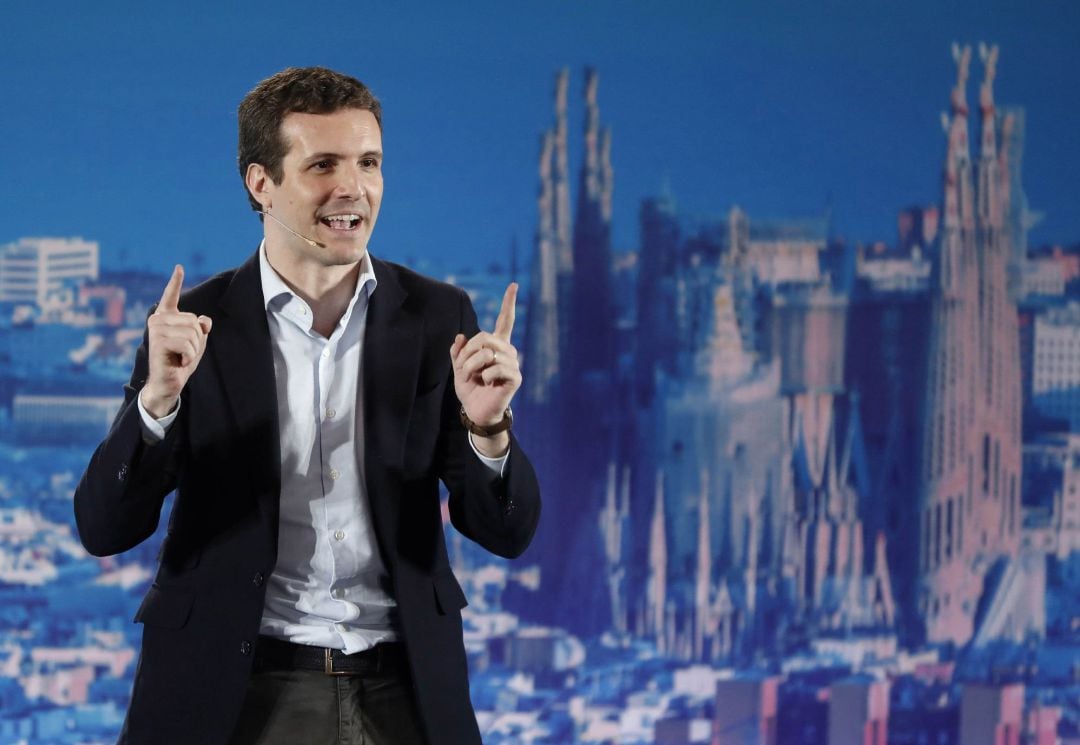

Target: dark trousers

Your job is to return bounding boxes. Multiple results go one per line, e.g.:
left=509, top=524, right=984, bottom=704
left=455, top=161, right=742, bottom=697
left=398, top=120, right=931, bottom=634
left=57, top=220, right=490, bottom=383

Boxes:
left=229, top=640, right=428, bottom=745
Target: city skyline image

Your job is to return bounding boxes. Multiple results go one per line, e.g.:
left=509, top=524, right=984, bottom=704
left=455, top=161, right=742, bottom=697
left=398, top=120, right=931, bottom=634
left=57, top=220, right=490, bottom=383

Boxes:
left=3, top=2, right=1080, bottom=743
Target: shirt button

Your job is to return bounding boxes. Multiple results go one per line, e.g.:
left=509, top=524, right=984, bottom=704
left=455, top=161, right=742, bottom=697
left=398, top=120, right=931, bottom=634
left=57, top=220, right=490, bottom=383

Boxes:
left=240, top=641, right=252, bottom=655
left=334, top=530, right=345, bottom=541
left=252, top=572, right=265, bottom=587
left=299, top=307, right=308, bottom=315
left=329, top=469, right=340, bottom=481
left=332, top=588, right=344, bottom=599
left=322, top=349, right=330, bottom=358
left=335, top=624, right=346, bottom=632
left=326, top=408, right=336, bottom=419
left=117, top=464, right=129, bottom=483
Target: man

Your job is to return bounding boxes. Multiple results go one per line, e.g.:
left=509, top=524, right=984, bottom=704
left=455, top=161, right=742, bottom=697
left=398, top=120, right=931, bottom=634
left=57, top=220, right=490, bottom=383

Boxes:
left=74, top=66, right=541, bottom=745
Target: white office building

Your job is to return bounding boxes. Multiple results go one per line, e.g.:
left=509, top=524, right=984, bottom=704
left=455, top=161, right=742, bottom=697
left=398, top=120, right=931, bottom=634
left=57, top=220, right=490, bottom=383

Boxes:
left=1032, top=302, right=1080, bottom=429
left=0, top=237, right=99, bottom=307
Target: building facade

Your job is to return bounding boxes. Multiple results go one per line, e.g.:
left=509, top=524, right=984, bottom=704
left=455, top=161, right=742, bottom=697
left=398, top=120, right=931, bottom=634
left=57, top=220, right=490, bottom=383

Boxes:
left=0, top=238, right=99, bottom=308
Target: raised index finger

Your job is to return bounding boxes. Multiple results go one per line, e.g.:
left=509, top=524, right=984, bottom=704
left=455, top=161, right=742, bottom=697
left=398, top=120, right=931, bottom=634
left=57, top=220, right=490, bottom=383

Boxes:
left=493, top=282, right=518, bottom=341
left=158, top=264, right=184, bottom=313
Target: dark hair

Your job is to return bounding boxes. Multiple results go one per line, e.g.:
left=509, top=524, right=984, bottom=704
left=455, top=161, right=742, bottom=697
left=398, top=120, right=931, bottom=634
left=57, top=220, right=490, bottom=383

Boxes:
left=237, top=66, right=382, bottom=212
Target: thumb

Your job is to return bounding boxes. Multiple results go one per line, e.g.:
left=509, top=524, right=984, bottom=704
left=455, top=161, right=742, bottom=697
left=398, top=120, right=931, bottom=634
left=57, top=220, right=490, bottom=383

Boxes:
left=449, top=334, right=466, bottom=364
left=198, top=315, right=213, bottom=335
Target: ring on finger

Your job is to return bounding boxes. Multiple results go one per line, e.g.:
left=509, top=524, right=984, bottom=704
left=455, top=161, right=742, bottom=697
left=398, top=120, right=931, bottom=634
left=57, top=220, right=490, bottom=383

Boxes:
left=492, top=349, right=497, bottom=365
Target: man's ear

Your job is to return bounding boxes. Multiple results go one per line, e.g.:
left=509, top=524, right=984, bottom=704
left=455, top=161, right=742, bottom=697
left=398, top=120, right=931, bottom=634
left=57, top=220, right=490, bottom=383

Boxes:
left=245, top=163, right=273, bottom=211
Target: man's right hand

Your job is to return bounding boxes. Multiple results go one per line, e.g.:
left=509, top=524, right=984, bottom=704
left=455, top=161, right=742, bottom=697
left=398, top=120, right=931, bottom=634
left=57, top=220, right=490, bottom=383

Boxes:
left=140, top=265, right=213, bottom=419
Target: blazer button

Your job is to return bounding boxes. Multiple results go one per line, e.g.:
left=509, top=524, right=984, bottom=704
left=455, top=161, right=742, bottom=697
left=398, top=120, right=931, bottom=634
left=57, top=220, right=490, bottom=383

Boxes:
left=240, top=641, right=252, bottom=655
left=252, top=572, right=265, bottom=587
left=117, top=464, right=129, bottom=483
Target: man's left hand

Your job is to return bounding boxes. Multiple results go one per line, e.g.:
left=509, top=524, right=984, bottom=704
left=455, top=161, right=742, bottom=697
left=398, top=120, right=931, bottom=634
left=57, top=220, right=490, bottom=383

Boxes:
left=450, top=283, right=521, bottom=455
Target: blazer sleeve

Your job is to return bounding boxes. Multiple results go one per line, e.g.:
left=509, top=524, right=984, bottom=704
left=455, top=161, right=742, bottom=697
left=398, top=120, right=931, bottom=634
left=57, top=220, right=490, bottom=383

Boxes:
left=440, top=288, right=541, bottom=559
left=73, top=326, right=183, bottom=557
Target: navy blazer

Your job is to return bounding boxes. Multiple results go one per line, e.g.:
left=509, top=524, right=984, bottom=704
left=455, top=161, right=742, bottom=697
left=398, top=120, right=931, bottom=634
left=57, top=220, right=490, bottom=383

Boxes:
left=74, top=250, right=541, bottom=745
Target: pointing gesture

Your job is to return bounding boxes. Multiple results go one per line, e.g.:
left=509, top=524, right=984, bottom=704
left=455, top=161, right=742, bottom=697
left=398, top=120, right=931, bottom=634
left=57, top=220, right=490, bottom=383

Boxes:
left=158, top=263, right=183, bottom=313
left=140, top=265, right=213, bottom=419
left=492, top=282, right=516, bottom=340
left=450, top=283, right=521, bottom=454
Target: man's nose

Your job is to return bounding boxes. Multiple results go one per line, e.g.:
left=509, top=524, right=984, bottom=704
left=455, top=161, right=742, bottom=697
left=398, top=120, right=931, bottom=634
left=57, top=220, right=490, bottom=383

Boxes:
left=332, top=163, right=365, bottom=199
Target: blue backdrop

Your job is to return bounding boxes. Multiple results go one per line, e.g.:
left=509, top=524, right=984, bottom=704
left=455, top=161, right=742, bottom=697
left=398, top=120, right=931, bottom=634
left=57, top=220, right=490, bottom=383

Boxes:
left=2, top=2, right=1080, bottom=743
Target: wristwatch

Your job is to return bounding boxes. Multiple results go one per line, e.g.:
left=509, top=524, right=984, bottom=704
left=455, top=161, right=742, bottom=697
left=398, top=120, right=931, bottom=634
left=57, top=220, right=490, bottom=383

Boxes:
left=459, top=405, right=513, bottom=436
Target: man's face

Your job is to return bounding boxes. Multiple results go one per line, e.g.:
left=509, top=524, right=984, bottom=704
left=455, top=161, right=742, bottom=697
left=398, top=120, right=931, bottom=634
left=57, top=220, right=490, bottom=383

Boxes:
left=257, top=108, right=383, bottom=268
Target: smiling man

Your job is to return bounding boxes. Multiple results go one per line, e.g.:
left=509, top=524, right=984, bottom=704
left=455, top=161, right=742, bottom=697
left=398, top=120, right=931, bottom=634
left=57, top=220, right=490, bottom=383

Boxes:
left=74, top=66, right=541, bottom=745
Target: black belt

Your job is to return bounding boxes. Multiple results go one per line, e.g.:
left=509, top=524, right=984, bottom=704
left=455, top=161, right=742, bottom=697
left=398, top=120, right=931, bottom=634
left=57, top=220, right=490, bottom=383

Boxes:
left=255, top=635, right=404, bottom=676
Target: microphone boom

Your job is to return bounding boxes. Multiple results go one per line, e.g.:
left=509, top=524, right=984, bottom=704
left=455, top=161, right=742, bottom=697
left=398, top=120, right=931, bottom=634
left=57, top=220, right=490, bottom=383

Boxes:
left=262, top=211, right=326, bottom=249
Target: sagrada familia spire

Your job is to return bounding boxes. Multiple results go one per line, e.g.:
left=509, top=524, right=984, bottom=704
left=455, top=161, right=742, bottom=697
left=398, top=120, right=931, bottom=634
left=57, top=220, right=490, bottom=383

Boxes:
left=524, top=70, right=571, bottom=405
left=918, top=43, right=1022, bottom=645
left=521, top=67, right=621, bottom=634
left=645, top=471, right=668, bottom=649
left=568, top=68, right=616, bottom=378
left=524, top=66, right=616, bottom=395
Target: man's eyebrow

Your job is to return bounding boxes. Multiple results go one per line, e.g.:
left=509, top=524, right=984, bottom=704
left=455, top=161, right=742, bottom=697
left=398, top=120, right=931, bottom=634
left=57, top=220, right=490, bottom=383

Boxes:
left=303, top=152, right=342, bottom=164
left=302, top=150, right=383, bottom=164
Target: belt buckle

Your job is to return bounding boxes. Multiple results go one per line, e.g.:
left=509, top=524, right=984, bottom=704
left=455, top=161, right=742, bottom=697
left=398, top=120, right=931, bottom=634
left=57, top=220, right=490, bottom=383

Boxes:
left=324, top=648, right=349, bottom=676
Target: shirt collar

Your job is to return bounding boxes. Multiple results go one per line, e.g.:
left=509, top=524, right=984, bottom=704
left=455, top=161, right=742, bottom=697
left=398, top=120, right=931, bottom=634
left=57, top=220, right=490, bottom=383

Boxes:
left=258, top=240, right=378, bottom=319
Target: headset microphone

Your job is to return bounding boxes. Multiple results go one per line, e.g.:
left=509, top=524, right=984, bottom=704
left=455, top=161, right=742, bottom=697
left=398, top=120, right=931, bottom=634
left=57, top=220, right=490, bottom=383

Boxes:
left=261, top=210, right=327, bottom=249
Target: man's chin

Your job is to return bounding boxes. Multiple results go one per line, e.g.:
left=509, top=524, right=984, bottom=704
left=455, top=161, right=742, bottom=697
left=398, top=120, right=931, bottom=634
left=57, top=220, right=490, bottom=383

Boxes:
left=317, top=238, right=369, bottom=266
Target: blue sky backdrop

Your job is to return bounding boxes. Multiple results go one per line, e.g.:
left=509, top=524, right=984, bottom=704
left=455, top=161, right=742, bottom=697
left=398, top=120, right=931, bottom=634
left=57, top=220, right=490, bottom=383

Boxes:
left=2, top=0, right=1078, bottom=274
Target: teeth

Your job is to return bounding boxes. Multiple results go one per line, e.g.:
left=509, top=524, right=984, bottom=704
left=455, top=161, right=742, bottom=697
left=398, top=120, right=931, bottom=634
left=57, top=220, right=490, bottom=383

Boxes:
left=320, top=213, right=362, bottom=230
left=317, top=211, right=360, bottom=228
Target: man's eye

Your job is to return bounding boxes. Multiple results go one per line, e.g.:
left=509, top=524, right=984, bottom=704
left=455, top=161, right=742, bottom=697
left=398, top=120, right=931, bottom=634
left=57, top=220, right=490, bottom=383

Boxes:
left=361, top=158, right=379, bottom=169
left=313, top=160, right=332, bottom=170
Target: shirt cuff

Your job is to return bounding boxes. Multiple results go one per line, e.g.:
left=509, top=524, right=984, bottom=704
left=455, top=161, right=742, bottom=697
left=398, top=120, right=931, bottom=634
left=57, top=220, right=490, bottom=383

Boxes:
left=468, top=432, right=509, bottom=477
left=136, top=391, right=180, bottom=444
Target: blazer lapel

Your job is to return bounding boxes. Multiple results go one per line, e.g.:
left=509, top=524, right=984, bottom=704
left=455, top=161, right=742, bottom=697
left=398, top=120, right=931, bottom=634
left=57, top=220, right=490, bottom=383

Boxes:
left=208, top=251, right=282, bottom=515
left=364, top=256, right=424, bottom=473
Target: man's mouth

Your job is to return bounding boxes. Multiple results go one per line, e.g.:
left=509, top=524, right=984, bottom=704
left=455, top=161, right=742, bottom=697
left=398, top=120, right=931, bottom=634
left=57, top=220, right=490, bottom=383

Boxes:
left=319, top=213, right=363, bottom=231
